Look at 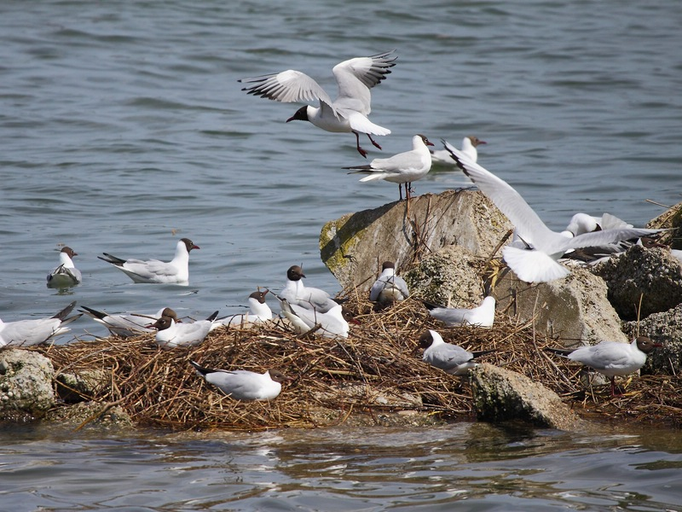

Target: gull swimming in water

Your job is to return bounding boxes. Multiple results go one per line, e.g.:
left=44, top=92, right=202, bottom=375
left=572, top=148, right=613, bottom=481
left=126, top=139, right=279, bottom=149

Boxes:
left=419, top=329, right=496, bottom=375
left=345, top=134, right=434, bottom=200
left=425, top=296, right=496, bottom=328
left=190, top=360, right=288, bottom=401
left=0, top=301, right=81, bottom=347
left=431, top=136, right=486, bottom=165
left=46, top=246, right=82, bottom=289
left=444, top=143, right=661, bottom=283
left=369, top=261, right=409, bottom=305
left=239, top=50, right=396, bottom=157
left=546, top=336, right=662, bottom=396
left=98, top=238, right=199, bottom=285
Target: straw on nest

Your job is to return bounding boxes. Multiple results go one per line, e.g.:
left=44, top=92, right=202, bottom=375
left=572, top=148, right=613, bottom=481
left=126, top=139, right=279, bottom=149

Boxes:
left=42, top=296, right=682, bottom=431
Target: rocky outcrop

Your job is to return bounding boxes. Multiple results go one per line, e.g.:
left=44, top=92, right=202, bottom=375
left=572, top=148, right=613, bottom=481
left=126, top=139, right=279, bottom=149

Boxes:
left=623, top=303, right=682, bottom=374
left=320, top=190, right=512, bottom=292
left=0, top=349, right=55, bottom=419
left=56, top=369, right=110, bottom=403
left=594, top=245, right=682, bottom=320
left=405, top=245, right=490, bottom=307
left=494, top=265, right=628, bottom=344
left=471, top=363, right=586, bottom=430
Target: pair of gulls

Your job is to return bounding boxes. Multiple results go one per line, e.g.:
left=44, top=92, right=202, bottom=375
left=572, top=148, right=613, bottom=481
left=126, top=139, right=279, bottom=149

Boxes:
left=442, top=143, right=662, bottom=283
left=239, top=50, right=484, bottom=201
left=46, top=238, right=201, bottom=289
left=420, top=330, right=662, bottom=395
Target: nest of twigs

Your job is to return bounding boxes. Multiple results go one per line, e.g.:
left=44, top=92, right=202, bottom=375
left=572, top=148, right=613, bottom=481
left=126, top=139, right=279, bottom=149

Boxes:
left=42, top=296, right=682, bottom=431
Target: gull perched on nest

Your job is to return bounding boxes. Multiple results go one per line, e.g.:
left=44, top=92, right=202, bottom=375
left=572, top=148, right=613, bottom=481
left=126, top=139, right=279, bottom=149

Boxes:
left=419, top=330, right=496, bottom=376
left=190, top=361, right=288, bottom=401
left=425, top=296, right=496, bottom=328
left=546, top=336, right=662, bottom=396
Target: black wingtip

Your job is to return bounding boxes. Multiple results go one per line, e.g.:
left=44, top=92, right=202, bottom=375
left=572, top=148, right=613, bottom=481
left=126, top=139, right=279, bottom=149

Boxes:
left=53, top=301, right=77, bottom=320
left=78, top=305, right=107, bottom=320
left=207, top=311, right=220, bottom=322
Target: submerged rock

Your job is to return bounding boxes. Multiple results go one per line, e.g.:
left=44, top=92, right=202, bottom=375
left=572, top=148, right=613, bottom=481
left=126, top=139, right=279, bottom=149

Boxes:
left=320, top=190, right=511, bottom=293
left=471, top=363, right=585, bottom=431
left=0, top=349, right=55, bottom=419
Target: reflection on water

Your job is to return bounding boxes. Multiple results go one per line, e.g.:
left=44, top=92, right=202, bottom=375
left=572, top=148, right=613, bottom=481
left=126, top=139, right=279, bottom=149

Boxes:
left=1, top=422, right=681, bottom=511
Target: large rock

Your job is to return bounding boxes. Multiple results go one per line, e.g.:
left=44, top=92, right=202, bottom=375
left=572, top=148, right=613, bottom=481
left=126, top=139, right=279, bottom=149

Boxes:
left=471, top=363, right=586, bottom=430
left=493, top=265, right=627, bottom=344
left=405, top=245, right=490, bottom=307
left=320, top=190, right=512, bottom=292
left=0, top=349, right=55, bottom=418
left=594, top=244, right=682, bottom=320
left=623, top=303, right=682, bottom=374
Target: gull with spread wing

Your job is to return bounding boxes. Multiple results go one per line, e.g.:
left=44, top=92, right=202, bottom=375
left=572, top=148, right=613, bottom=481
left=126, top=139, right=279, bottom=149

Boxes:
left=444, top=142, right=661, bottom=283
left=239, top=50, right=396, bottom=157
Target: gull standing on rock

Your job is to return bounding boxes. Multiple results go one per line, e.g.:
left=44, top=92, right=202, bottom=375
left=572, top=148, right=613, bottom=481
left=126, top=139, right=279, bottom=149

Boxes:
left=280, top=265, right=338, bottom=312
left=444, top=143, right=661, bottom=283
left=420, top=330, right=496, bottom=375
left=546, top=336, right=662, bottom=396
left=239, top=50, right=396, bottom=157
left=46, top=246, right=82, bottom=289
left=369, top=261, right=409, bottom=305
left=98, top=238, right=199, bottom=285
left=150, top=308, right=218, bottom=349
left=190, top=361, right=288, bottom=401
left=425, top=296, right=496, bottom=328
left=431, top=136, right=486, bottom=165
left=345, top=134, right=434, bottom=200
left=0, top=301, right=81, bottom=347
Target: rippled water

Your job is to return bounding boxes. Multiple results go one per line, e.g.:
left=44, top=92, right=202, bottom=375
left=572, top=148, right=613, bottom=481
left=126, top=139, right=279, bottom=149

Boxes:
left=1, top=0, right=681, bottom=509
left=2, top=423, right=682, bottom=511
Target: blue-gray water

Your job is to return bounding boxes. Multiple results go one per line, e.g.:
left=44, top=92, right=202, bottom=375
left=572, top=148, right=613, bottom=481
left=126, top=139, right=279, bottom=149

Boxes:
left=1, top=0, right=681, bottom=509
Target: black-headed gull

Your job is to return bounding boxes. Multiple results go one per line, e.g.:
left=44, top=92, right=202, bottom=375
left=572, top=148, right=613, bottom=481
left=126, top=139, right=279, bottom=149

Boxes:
left=0, top=301, right=81, bottom=347
left=215, top=290, right=273, bottom=328
left=425, top=296, right=496, bottom=328
left=432, top=136, right=486, bottom=165
left=345, top=134, right=434, bottom=200
left=562, top=212, right=633, bottom=237
left=46, top=246, right=82, bottom=289
left=98, top=238, right=199, bottom=285
left=369, top=261, right=409, bottom=304
left=239, top=50, right=396, bottom=158
left=79, top=306, right=178, bottom=338
left=419, top=330, right=495, bottom=376
left=280, top=265, right=338, bottom=313
left=278, top=297, right=357, bottom=338
left=546, top=336, right=662, bottom=396
left=190, top=361, right=288, bottom=401
left=444, top=143, right=661, bottom=283
left=150, top=308, right=218, bottom=349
